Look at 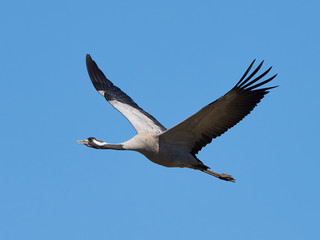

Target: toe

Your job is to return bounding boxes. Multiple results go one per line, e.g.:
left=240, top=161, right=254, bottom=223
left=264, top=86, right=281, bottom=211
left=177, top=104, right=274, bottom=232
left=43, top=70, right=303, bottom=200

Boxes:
left=219, top=173, right=236, bottom=183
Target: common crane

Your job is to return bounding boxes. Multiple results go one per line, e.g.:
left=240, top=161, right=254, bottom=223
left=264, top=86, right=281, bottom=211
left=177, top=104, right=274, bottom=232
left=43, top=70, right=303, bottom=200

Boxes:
left=78, top=54, right=277, bottom=182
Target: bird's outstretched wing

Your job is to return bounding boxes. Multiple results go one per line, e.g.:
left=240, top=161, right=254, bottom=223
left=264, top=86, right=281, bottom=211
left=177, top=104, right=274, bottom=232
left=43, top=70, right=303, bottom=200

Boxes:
left=159, top=60, right=277, bottom=155
left=86, top=54, right=166, bottom=134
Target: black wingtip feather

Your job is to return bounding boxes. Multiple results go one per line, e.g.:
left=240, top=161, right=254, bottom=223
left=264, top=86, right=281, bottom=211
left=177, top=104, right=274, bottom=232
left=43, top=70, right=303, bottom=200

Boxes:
left=241, top=66, right=273, bottom=89
left=234, top=60, right=277, bottom=92
left=237, top=60, right=264, bottom=88
left=85, top=54, right=114, bottom=94
left=235, top=59, right=256, bottom=87
left=86, top=54, right=94, bottom=66
left=245, top=74, right=277, bottom=91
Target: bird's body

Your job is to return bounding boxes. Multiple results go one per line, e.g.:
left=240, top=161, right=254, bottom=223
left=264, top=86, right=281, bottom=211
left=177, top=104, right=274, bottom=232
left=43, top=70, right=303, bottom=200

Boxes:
left=89, top=132, right=205, bottom=169
left=78, top=54, right=278, bottom=182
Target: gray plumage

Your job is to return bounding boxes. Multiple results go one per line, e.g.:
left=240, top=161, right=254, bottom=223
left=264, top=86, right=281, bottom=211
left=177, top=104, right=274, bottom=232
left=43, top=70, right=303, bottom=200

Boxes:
left=78, top=54, right=278, bottom=182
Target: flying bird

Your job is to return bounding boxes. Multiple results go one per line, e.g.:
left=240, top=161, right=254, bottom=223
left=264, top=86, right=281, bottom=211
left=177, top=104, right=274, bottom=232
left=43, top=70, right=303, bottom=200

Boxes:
left=78, top=54, right=277, bottom=182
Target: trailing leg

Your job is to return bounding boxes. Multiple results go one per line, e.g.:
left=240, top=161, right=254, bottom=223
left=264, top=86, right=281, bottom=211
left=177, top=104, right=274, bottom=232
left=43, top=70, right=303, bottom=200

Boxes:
left=202, top=169, right=235, bottom=182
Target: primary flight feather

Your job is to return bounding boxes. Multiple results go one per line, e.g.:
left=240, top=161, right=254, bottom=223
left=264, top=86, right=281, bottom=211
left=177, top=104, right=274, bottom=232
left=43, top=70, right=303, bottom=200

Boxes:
left=78, top=54, right=277, bottom=182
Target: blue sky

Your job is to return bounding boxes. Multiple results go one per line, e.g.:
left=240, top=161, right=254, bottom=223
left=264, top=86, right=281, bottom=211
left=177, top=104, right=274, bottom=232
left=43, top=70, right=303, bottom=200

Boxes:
left=1, top=0, right=319, bottom=239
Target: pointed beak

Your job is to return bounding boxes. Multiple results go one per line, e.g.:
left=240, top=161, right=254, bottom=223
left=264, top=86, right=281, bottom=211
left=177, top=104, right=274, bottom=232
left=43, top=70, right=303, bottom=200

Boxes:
left=77, top=139, right=88, bottom=145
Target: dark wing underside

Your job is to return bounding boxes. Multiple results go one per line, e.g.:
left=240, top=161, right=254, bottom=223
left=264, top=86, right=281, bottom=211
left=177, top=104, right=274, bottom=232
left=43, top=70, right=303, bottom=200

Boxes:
left=86, top=54, right=166, bottom=134
left=159, top=60, right=277, bottom=155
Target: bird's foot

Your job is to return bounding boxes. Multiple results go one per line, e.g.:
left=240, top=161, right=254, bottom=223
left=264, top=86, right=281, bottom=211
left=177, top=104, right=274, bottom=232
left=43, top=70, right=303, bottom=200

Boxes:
left=218, top=173, right=235, bottom=183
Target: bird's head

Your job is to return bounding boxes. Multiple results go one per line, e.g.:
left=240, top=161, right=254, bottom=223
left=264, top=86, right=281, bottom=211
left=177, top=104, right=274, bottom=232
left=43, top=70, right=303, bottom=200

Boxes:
left=77, top=137, right=105, bottom=148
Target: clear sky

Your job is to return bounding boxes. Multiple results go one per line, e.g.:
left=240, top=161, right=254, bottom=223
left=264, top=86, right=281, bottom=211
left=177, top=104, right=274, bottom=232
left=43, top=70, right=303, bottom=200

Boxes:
left=1, top=0, right=319, bottom=239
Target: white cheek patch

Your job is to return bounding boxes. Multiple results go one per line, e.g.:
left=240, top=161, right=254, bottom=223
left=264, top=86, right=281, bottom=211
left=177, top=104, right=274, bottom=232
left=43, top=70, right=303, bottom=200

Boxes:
left=93, top=140, right=106, bottom=147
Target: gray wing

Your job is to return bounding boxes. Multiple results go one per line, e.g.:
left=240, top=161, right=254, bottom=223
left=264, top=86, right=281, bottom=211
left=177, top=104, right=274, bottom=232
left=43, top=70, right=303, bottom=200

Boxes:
left=159, top=60, right=277, bottom=155
left=86, top=54, right=166, bottom=134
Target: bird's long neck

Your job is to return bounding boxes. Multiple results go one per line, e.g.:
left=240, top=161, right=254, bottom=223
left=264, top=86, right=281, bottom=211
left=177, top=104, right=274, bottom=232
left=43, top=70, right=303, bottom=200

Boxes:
left=92, top=140, right=125, bottom=150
